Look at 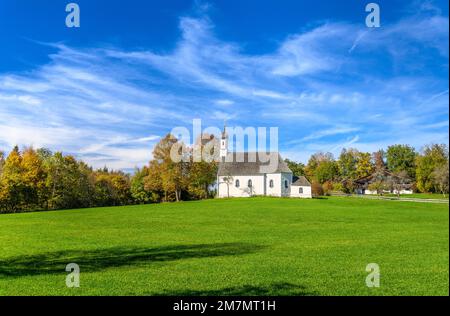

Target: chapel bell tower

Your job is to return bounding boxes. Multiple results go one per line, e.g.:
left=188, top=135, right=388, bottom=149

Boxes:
left=220, top=124, right=228, bottom=159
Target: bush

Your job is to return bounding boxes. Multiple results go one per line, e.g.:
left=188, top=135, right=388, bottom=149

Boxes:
left=312, top=182, right=324, bottom=197
left=333, top=182, right=345, bottom=193
left=322, top=181, right=334, bottom=196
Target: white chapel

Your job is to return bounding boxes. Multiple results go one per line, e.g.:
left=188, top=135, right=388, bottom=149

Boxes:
left=216, top=128, right=312, bottom=198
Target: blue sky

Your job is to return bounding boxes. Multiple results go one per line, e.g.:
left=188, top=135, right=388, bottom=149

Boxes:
left=0, top=0, right=448, bottom=171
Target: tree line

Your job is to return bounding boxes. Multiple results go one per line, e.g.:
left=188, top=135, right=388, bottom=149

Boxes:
left=0, top=135, right=448, bottom=213
left=285, top=143, right=449, bottom=196
left=0, top=134, right=218, bottom=213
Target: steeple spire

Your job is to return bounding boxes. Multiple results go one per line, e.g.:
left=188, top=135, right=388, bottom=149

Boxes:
left=220, top=121, right=228, bottom=158
left=222, top=120, right=227, bottom=138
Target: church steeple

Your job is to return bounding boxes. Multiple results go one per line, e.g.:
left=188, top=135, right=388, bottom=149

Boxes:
left=220, top=123, right=228, bottom=159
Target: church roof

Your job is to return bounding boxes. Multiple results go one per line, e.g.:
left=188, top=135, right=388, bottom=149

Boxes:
left=292, top=176, right=311, bottom=187
left=217, top=152, right=292, bottom=176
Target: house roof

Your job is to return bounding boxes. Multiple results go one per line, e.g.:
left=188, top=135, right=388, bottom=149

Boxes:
left=292, top=176, right=311, bottom=187
left=354, top=169, right=413, bottom=189
left=217, top=152, right=292, bottom=176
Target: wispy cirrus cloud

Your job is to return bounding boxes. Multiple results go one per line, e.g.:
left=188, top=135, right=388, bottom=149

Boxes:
left=0, top=4, right=448, bottom=169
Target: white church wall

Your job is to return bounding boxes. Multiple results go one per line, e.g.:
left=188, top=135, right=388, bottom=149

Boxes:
left=291, top=185, right=312, bottom=198
left=218, top=175, right=265, bottom=198
left=266, top=173, right=282, bottom=196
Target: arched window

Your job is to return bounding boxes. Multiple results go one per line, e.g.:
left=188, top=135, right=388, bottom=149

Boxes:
left=269, top=180, right=274, bottom=188
left=248, top=179, right=252, bottom=188
left=284, top=180, right=289, bottom=189
left=299, top=187, right=303, bottom=194
left=235, top=179, right=240, bottom=188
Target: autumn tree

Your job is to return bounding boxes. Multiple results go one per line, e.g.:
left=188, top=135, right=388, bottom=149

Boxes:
left=356, top=152, right=374, bottom=179
left=305, top=152, right=335, bottom=183
left=94, top=169, right=132, bottom=206
left=144, top=160, right=164, bottom=202
left=152, top=134, right=186, bottom=201
left=21, top=147, right=47, bottom=210
left=311, top=181, right=324, bottom=197
left=143, top=134, right=188, bottom=202
left=372, top=150, right=386, bottom=171
left=433, top=163, right=449, bottom=197
left=0, top=146, right=24, bottom=212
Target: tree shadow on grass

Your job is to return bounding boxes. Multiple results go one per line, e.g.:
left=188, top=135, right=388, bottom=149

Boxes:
left=156, top=282, right=317, bottom=296
left=0, top=243, right=266, bottom=278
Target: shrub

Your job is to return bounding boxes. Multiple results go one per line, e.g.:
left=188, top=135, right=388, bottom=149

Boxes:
left=312, top=182, right=324, bottom=197
left=333, top=182, right=345, bottom=193
left=322, top=181, right=334, bottom=195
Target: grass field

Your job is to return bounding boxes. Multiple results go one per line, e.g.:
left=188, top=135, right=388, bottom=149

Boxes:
left=384, top=193, right=449, bottom=199
left=0, top=197, right=448, bottom=296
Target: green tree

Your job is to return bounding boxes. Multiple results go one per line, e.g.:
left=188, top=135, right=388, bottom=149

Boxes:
left=337, top=148, right=360, bottom=193
left=315, top=160, right=339, bottom=184
left=188, top=135, right=218, bottom=199
left=305, top=152, right=334, bottom=182
left=386, top=145, right=417, bottom=179
left=188, top=160, right=217, bottom=199
left=416, top=144, right=448, bottom=193
left=338, top=148, right=359, bottom=180
left=284, top=159, right=305, bottom=177
left=45, top=153, right=94, bottom=210
left=131, top=166, right=155, bottom=204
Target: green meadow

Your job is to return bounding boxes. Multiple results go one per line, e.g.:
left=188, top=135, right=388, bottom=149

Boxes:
left=384, top=193, right=449, bottom=200
left=0, top=197, right=448, bottom=296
